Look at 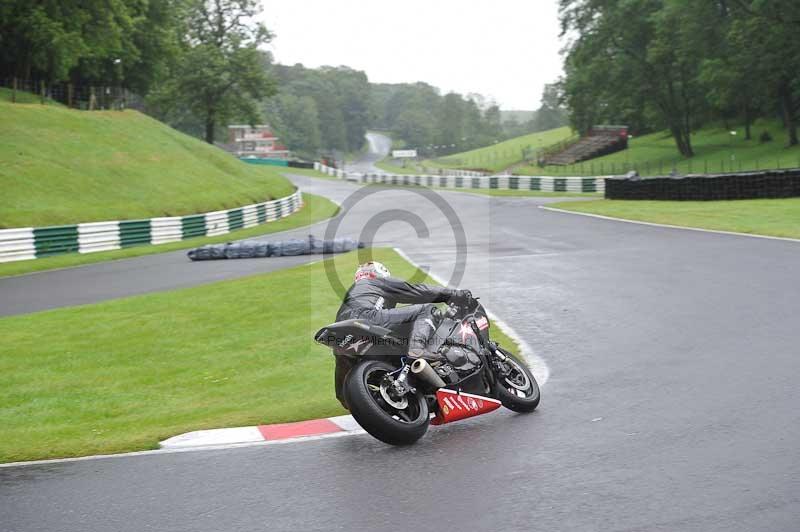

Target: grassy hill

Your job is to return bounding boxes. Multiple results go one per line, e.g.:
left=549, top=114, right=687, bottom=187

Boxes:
left=423, top=126, right=574, bottom=173
left=514, top=120, right=800, bottom=176
left=0, top=95, right=295, bottom=228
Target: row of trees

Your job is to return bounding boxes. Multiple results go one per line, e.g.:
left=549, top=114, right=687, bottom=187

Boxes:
left=0, top=0, right=274, bottom=143
left=260, top=67, right=566, bottom=159
left=369, top=82, right=567, bottom=157
left=559, top=0, right=800, bottom=156
left=1, top=0, right=565, bottom=154
left=369, top=82, right=502, bottom=156
left=262, top=64, right=370, bottom=157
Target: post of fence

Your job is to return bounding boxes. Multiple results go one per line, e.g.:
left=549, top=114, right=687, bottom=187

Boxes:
left=89, top=86, right=96, bottom=110
left=11, top=77, right=17, bottom=103
left=67, top=83, right=73, bottom=108
left=40, top=80, right=45, bottom=104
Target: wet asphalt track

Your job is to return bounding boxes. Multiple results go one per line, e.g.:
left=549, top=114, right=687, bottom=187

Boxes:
left=2, top=174, right=800, bottom=531
left=346, top=131, right=392, bottom=174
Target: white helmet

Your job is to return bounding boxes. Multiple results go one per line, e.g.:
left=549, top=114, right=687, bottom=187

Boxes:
left=355, top=261, right=390, bottom=282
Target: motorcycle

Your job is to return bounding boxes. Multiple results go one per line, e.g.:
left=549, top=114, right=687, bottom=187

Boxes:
left=314, top=296, right=540, bottom=445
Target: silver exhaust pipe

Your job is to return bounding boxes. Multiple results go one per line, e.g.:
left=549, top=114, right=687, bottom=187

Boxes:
left=410, top=359, right=446, bottom=389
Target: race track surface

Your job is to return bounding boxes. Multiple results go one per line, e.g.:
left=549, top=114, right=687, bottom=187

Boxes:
left=2, top=176, right=799, bottom=532
left=344, top=131, right=392, bottom=174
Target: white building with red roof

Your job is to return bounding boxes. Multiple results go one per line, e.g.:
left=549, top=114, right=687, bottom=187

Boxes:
left=227, top=125, right=290, bottom=159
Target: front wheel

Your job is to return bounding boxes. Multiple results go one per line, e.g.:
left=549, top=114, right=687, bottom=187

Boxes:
left=494, top=349, right=540, bottom=413
left=344, top=360, right=430, bottom=445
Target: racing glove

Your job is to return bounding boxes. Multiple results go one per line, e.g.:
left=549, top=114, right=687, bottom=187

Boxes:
left=452, top=289, right=473, bottom=304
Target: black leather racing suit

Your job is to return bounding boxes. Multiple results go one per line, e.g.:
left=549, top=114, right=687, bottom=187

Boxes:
left=333, top=277, right=456, bottom=408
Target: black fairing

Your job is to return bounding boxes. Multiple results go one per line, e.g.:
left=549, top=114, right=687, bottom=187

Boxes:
left=431, top=302, right=491, bottom=389
left=314, top=319, right=406, bottom=358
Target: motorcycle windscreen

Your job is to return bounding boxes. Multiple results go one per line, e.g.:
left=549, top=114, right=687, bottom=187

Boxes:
left=431, top=388, right=501, bottom=425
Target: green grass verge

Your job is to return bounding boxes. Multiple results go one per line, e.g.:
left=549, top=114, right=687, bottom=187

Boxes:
left=423, top=126, right=574, bottom=172
left=0, top=100, right=296, bottom=228
left=514, top=120, right=800, bottom=177
left=0, top=193, right=338, bottom=278
left=0, top=248, right=522, bottom=463
left=549, top=198, right=800, bottom=239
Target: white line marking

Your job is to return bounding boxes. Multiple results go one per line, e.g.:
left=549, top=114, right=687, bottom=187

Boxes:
left=539, top=205, right=800, bottom=243
left=392, top=247, right=550, bottom=385
left=0, top=429, right=365, bottom=469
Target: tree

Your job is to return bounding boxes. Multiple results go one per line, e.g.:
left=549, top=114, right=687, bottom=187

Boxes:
left=531, top=82, right=568, bottom=132
left=0, top=0, right=181, bottom=92
left=263, top=93, right=321, bottom=157
left=152, top=0, right=275, bottom=143
left=560, top=0, right=725, bottom=157
left=728, top=1, right=800, bottom=146
left=264, top=63, right=373, bottom=154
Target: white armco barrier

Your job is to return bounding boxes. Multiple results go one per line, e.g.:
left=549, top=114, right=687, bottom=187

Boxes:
left=242, top=205, right=259, bottom=228
left=0, top=190, right=305, bottom=264
left=0, top=227, right=36, bottom=263
left=150, top=217, right=183, bottom=245
left=77, top=221, right=121, bottom=253
left=204, top=211, right=229, bottom=237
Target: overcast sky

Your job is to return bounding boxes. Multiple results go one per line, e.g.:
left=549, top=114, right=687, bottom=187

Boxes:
left=261, top=1, right=564, bottom=110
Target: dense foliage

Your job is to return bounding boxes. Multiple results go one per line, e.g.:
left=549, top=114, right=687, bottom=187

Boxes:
left=0, top=0, right=274, bottom=144
left=148, top=0, right=274, bottom=143
left=559, top=0, right=800, bottom=155
left=0, top=0, right=179, bottom=94
left=262, top=64, right=370, bottom=157
left=0, top=0, right=562, bottom=153
left=259, top=64, right=566, bottom=159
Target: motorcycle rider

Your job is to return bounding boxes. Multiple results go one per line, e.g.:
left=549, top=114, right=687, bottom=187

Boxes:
left=333, top=261, right=471, bottom=408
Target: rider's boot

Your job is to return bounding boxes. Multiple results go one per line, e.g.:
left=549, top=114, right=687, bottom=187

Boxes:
left=407, top=306, right=441, bottom=361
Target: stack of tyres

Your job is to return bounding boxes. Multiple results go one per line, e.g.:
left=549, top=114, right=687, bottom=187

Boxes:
left=187, top=236, right=364, bottom=261
left=605, top=168, right=800, bottom=200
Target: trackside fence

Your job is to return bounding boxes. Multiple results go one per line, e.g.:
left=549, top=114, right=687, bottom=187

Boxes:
left=313, top=162, right=606, bottom=194
left=606, top=168, right=800, bottom=200
left=0, top=190, right=303, bottom=263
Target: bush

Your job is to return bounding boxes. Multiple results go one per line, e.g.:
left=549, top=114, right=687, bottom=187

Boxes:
left=760, top=130, right=773, bottom=143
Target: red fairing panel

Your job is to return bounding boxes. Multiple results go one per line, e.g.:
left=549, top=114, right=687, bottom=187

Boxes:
left=431, top=388, right=502, bottom=425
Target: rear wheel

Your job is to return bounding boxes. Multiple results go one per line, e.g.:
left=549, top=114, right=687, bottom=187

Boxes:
left=494, top=349, right=540, bottom=413
left=344, top=360, right=430, bottom=445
